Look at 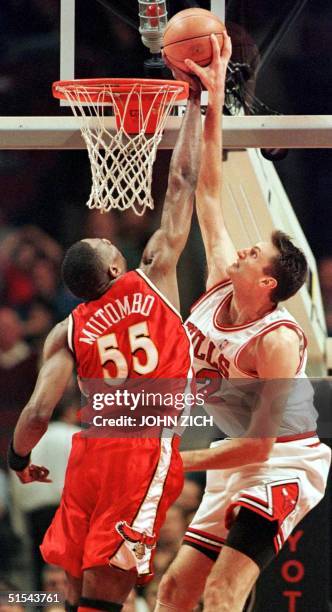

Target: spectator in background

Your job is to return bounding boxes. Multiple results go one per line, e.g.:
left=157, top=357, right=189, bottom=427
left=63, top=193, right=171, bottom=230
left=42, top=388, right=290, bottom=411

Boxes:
left=0, top=579, right=25, bottom=612
left=157, top=506, right=186, bottom=556
left=174, top=477, right=203, bottom=525
left=41, top=564, right=68, bottom=602
left=0, top=307, right=38, bottom=463
left=0, top=225, right=62, bottom=310
left=122, top=588, right=149, bottom=612
left=23, top=258, right=61, bottom=347
left=143, top=580, right=159, bottom=612
left=1, top=238, right=37, bottom=308
left=0, top=308, right=32, bottom=370
left=10, top=397, right=80, bottom=589
left=0, top=224, right=74, bottom=346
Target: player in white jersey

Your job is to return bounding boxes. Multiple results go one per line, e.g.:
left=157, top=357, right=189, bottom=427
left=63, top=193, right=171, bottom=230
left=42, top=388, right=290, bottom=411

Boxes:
left=155, top=34, right=331, bottom=612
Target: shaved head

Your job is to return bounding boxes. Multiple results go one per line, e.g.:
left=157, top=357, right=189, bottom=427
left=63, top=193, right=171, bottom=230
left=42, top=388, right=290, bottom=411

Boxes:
left=61, top=239, right=126, bottom=301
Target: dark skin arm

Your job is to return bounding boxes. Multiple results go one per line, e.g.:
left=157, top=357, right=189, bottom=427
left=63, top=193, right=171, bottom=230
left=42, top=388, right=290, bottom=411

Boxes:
left=139, top=73, right=202, bottom=310
left=11, top=318, right=74, bottom=483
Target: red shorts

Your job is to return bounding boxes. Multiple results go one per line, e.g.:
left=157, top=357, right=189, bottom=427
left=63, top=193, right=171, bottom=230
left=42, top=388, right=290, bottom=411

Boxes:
left=40, top=433, right=183, bottom=578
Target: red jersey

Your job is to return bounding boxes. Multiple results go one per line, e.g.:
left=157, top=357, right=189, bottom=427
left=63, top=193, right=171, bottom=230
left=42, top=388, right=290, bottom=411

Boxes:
left=42, top=272, right=192, bottom=579
left=68, top=269, right=192, bottom=382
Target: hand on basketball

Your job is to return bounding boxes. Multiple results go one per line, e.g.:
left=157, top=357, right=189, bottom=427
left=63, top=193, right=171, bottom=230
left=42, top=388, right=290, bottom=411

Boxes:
left=15, top=463, right=52, bottom=484
left=184, top=32, right=232, bottom=106
left=163, top=53, right=201, bottom=96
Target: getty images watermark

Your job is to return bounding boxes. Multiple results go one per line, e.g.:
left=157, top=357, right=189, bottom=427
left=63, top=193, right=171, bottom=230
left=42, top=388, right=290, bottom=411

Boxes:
left=78, top=377, right=332, bottom=438
left=89, top=389, right=214, bottom=428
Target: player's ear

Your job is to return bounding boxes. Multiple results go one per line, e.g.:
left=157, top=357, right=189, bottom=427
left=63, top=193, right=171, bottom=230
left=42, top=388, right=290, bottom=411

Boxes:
left=259, top=276, right=277, bottom=290
left=108, top=264, right=121, bottom=279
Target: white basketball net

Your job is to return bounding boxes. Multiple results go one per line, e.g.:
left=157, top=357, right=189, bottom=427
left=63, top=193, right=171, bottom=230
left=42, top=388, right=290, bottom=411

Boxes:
left=55, top=81, right=185, bottom=215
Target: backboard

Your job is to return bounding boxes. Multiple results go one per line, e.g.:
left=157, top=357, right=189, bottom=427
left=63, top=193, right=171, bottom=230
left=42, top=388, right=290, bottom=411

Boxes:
left=60, top=0, right=331, bottom=116
left=1, top=1, right=331, bottom=146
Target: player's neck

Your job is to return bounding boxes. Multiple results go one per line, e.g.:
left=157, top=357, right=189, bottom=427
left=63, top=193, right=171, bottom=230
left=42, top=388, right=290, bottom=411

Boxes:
left=96, top=276, right=120, bottom=298
left=230, top=289, right=276, bottom=325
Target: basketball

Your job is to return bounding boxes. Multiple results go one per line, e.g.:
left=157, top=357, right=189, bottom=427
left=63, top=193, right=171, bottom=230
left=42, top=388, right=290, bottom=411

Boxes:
left=163, top=8, right=225, bottom=73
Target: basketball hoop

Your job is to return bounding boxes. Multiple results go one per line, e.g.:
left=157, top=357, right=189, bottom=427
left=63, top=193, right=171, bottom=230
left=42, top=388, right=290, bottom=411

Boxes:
left=52, top=78, right=188, bottom=215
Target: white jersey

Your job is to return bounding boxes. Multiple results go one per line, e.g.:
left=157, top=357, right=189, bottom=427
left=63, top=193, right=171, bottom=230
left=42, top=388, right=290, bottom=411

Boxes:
left=185, top=280, right=318, bottom=438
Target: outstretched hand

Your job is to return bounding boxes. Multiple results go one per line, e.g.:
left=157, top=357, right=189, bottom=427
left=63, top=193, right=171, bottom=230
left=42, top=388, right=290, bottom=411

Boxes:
left=16, top=464, right=52, bottom=484
left=163, top=53, right=202, bottom=96
left=184, top=31, right=232, bottom=106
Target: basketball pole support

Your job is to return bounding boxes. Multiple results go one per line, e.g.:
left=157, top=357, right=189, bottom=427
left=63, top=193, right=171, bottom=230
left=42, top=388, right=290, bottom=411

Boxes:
left=0, top=115, right=332, bottom=149
left=211, top=0, right=225, bottom=22
left=60, top=0, right=75, bottom=106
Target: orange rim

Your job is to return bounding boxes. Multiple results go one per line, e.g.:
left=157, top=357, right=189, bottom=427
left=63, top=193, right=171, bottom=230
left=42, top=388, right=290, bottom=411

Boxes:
left=52, top=77, right=189, bottom=103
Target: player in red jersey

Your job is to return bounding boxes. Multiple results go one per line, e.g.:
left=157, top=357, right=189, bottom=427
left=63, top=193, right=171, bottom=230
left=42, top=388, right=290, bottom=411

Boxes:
left=7, top=71, right=202, bottom=611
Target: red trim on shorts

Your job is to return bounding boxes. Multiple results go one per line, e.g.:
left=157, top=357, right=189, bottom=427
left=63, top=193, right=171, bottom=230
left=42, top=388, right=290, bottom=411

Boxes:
left=229, top=481, right=300, bottom=526
left=233, top=500, right=273, bottom=521
left=273, top=525, right=285, bottom=554
left=276, top=430, right=317, bottom=443
left=238, top=493, right=270, bottom=510
left=273, top=533, right=282, bottom=554
left=184, top=536, right=222, bottom=553
left=190, top=280, right=232, bottom=313
left=186, top=526, right=226, bottom=544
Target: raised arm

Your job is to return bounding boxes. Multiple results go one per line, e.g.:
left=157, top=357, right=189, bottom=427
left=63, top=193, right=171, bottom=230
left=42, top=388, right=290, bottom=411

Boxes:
left=8, top=319, right=74, bottom=482
left=186, top=33, right=237, bottom=290
left=139, top=77, right=202, bottom=309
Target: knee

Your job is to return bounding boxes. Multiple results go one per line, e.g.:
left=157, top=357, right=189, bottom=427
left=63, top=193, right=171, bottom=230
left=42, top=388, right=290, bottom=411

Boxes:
left=158, top=571, right=180, bottom=602
left=157, top=571, right=190, bottom=608
left=204, top=576, right=236, bottom=611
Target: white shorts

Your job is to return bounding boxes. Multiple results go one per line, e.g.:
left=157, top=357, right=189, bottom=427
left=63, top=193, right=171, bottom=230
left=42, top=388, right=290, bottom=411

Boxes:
left=184, top=434, right=331, bottom=556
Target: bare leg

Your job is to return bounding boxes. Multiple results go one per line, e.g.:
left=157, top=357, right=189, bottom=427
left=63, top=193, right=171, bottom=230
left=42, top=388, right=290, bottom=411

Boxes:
left=82, top=565, right=136, bottom=605
left=66, top=573, right=83, bottom=606
left=203, top=546, right=259, bottom=612
left=154, top=545, right=214, bottom=611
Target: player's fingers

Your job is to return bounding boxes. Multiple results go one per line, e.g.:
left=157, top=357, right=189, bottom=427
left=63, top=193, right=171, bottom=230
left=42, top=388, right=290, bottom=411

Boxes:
left=210, top=33, right=221, bottom=63
left=221, top=31, right=232, bottom=61
left=184, top=59, right=210, bottom=90
left=29, top=464, right=50, bottom=480
left=184, top=58, right=206, bottom=80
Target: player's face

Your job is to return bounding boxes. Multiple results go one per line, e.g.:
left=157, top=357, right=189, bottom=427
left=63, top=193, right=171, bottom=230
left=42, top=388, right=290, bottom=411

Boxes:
left=228, top=240, right=278, bottom=288
left=83, top=238, right=127, bottom=277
